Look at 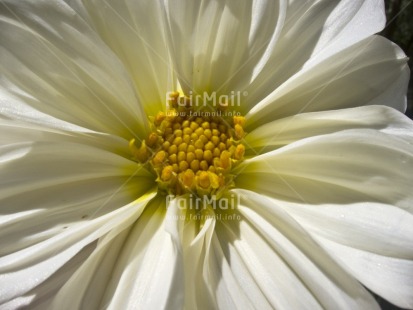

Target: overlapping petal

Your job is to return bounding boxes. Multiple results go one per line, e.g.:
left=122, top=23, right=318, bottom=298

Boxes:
left=245, top=105, right=413, bottom=154
left=0, top=244, right=96, bottom=310
left=0, top=120, right=155, bottom=305
left=235, top=122, right=413, bottom=307
left=237, top=128, right=413, bottom=211
left=281, top=200, right=413, bottom=308
left=0, top=0, right=149, bottom=139
left=242, top=0, right=387, bottom=110
left=47, top=195, right=183, bottom=310
left=0, top=193, right=155, bottom=306
left=65, top=0, right=174, bottom=116
left=180, top=201, right=217, bottom=309
left=209, top=189, right=379, bottom=309
left=161, top=0, right=285, bottom=97
left=246, top=35, right=409, bottom=129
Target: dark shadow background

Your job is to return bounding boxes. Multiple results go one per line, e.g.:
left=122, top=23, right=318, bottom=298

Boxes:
left=382, top=0, right=413, bottom=120
left=372, top=1, right=413, bottom=309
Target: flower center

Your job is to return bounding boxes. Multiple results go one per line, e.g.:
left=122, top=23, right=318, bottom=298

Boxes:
left=130, top=92, right=246, bottom=198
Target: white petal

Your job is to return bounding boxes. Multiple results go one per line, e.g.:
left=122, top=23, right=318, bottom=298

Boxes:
left=0, top=119, right=140, bottom=158
left=236, top=129, right=413, bottom=211
left=280, top=200, right=413, bottom=308
left=48, top=196, right=165, bottom=310
left=0, top=243, right=96, bottom=310
left=245, top=36, right=409, bottom=128
left=0, top=176, right=151, bottom=256
left=100, top=195, right=184, bottom=310
left=243, top=0, right=387, bottom=111
left=319, top=239, right=413, bottom=309
left=0, top=0, right=149, bottom=139
left=207, top=233, right=261, bottom=309
left=66, top=0, right=174, bottom=116
left=210, top=189, right=379, bottom=309
left=245, top=105, right=413, bottom=154
left=0, top=193, right=156, bottom=305
left=0, top=130, right=151, bottom=204
left=280, top=202, right=413, bottom=258
left=162, top=0, right=285, bottom=97
left=47, top=230, right=129, bottom=309
left=302, top=0, right=386, bottom=67
left=180, top=201, right=217, bottom=309
left=0, top=121, right=155, bottom=304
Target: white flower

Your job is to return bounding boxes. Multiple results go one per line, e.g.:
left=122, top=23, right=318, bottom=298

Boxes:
left=1, top=0, right=413, bottom=309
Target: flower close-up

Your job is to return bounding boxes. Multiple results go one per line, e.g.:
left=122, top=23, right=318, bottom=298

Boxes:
left=1, top=0, right=413, bottom=309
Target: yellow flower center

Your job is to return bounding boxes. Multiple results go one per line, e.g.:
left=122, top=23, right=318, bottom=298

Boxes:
left=130, top=92, right=246, bottom=198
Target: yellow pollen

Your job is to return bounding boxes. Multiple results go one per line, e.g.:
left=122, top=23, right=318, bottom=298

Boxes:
left=198, top=171, right=210, bottom=188
left=152, top=150, right=166, bottom=166
left=147, top=132, right=158, bottom=147
left=233, top=115, right=246, bottom=127
left=161, top=165, right=174, bottom=182
left=154, top=112, right=165, bottom=126
left=180, top=169, right=195, bottom=188
left=130, top=92, right=247, bottom=197
left=219, top=150, right=231, bottom=171
left=234, top=144, right=245, bottom=160
left=234, top=124, right=245, bottom=140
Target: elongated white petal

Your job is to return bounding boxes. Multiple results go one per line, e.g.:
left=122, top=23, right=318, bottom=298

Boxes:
left=285, top=202, right=413, bottom=258
left=238, top=107, right=413, bottom=308
left=0, top=121, right=156, bottom=304
left=245, top=105, right=413, bottom=154
left=48, top=196, right=166, bottom=310
left=0, top=0, right=149, bottom=139
left=210, top=189, right=379, bottom=309
left=66, top=0, right=174, bottom=116
left=243, top=0, right=387, bottom=111
left=0, top=175, right=151, bottom=256
left=0, top=136, right=151, bottom=204
left=320, top=239, right=413, bottom=309
left=279, top=200, right=413, bottom=308
left=236, top=129, right=413, bottom=211
left=246, top=36, right=409, bottom=128
left=47, top=230, right=130, bottom=310
left=99, top=195, right=184, bottom=310
left=207, top=234, right=262, bottom=309
left=180, top=201, right=217, bottom=309
left=0, top=119, right=139, bottom=159
left=162, top=0, right=285, bottom=98
left=301, top=0, right=385, bottom=66
left=0, top=193, right=155, bottom=305
left=0, top=243, right=96, bottom=310
left=0, top=144, right=153, bottom=258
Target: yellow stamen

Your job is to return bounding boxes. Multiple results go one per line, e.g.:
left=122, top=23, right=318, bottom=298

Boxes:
left=233, top=116, right=246, bottom=127
left=152, top=150, right=166, bottom=166
left=180, top=169, right=195, bottom=188
left=154, top=112, right=165, bottom=126
left=130, top=92, right=247, bottom=197
left=198, top=171, right=210, bottom=189
left=234, top=144, right=245, bottom=160
left=234, top=124, right=245, bottom=140
left=129, top=139, right=149, bottom=163
left=161, top=165, right=174, bottom=182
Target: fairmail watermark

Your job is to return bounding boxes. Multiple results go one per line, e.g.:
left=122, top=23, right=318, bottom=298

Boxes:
left=166, top=193, right=239, bottom=210
left=165, top=193, right=241, bottom=221
left=166, top=90, right=248, bottom=109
